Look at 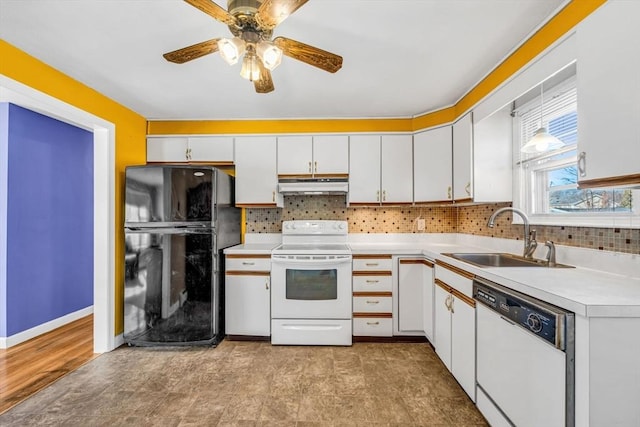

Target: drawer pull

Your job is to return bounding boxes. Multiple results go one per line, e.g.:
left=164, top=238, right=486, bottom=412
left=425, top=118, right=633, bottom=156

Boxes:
left=365, top=263, right=379, bottom=267
left=242, top=262, right=255, bottom=266
left=366, top=321, right=380, bottom=326
left=365, top=280, right=380, bottom=284
left=366, top=300, right=380, bottom=304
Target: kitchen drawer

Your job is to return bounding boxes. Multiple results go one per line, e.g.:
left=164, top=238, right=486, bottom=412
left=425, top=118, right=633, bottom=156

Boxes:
left=353, top=295, right=392, bottom=313
left=353, top=317, right=393, bottom=337
left=352, top=274, right=392, bottom=292
left=226, top=255, right=271, bottom=272
left=435, top=261, right=473, bottom=298
left=352, top=256, right=392, bottom=272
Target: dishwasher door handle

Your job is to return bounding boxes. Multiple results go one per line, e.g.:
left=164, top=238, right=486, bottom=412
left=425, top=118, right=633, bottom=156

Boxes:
left=500, top=316, right=516, bottom=326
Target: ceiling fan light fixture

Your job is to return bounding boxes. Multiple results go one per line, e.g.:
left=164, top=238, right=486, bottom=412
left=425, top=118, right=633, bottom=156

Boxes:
left=218, top=37, right=245, bottom=65
left=240, top=52, right=261, bottom=81
left=256, top=41, right=282, bottom=70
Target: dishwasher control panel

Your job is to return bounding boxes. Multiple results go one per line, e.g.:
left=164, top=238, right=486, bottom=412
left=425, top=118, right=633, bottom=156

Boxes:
left=474, top=279, right=571, bottom=350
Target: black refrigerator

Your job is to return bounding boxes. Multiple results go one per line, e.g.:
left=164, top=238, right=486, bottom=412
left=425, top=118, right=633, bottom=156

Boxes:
left=123, top=165, right=240, bottom=346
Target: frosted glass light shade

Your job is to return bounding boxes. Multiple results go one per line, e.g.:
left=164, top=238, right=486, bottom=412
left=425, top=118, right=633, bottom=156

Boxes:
left=218, top=37, right=245, bottom=65
left=520, top=127, right=565, bottom=154
left=257, top=41, right=283, bottom=70
left=240, top=52, right=261, bottom=81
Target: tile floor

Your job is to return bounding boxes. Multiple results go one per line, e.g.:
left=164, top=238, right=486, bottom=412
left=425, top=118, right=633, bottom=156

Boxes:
left=0, top=340, right=487, bottom=426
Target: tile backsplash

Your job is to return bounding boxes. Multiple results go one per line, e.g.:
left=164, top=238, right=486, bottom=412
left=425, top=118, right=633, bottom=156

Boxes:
left=245, top=196, right=640, bottom=254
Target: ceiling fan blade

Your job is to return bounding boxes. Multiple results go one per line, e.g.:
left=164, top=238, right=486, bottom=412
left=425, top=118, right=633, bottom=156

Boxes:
left=256, top=0, right=308, bottom=30
left=163, top=38, right=221, bottom=64
left=184, top=0, right=238, bottom=26
left=273, top=37, right=343, bottom=73
left=254, top=62, right=275, bottom=93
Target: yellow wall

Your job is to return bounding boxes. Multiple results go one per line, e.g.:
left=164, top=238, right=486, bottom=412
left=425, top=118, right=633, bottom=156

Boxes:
left=148, top=0, right=606, bottom=136
left=0, top=40, right=148, bottom=335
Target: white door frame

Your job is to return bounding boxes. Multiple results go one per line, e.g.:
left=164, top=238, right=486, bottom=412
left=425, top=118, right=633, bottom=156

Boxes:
left=0, top=75, right=116, bottom=353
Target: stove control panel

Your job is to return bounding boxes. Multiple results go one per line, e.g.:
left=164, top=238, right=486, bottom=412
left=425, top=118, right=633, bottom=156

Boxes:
left=282, top=220, right=348, bottom=235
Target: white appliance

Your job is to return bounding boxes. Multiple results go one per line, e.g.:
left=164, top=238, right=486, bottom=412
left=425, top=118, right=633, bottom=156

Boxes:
left=271, top=220, right=352, bottom=345
left=474, top=277, right=575, bottom=427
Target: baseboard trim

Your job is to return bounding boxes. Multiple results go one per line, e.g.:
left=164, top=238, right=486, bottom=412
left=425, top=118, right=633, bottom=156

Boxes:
left=0, top=306, right=93, bottom=349
left=114, top=333, right=125, bottom=349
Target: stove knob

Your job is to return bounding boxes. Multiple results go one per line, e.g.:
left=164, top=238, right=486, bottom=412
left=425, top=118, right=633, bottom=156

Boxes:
left=527, top=314, right=543, bottom=332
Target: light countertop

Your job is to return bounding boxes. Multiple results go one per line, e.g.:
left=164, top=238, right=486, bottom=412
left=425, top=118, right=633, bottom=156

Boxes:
left=224, top=233, right=640, bottom=318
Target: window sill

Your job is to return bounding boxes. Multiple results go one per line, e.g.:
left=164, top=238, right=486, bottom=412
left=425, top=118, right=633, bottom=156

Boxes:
left=511, top=214, right=640, bottom=229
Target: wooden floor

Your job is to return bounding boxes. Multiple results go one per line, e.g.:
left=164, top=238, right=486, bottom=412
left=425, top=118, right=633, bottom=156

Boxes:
left=0, top=315, right=95, bottom=414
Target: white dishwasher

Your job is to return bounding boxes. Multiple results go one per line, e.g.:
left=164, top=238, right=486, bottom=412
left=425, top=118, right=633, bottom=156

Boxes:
left=474, top=277, right=575, bottom=427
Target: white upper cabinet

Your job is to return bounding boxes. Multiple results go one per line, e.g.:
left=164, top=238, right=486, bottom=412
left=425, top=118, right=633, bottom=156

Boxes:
left=313, top=135, right=349, bottom=176
left=381, top=135, right=413, bottom=204
left=147, top=136, right=234, bottom=163
left=577, top=1, right=640, bottom=188
left=277, top=135, right=348, bottom=177
left=473, top=107, right=512, bottom=202
left=277, top=135, right=313, bottom=176
left=234, top=136, right=279, bottom=206
left=452, top=112, right=473, bottom=201
left=349, top=134, right=413, bottom=205
left=349, top=135, right=381, bottom=204
left=414, top=126, right=453, bottom=203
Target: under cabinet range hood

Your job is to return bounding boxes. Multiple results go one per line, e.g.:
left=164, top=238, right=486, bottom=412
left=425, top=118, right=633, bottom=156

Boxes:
left=278, top=177, right=348, bottom=195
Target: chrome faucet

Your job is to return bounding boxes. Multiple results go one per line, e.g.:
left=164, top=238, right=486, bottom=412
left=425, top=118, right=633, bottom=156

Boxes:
left=544, top=241, right=556, bottom=267
left=487, top=207, right=537, bottom=258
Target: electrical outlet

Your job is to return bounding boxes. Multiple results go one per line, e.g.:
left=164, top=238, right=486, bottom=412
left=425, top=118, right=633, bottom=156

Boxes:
left=417, top=218, right=426, bottom=231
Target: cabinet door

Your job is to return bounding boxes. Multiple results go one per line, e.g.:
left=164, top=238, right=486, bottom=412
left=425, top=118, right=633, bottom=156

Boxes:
left=349, top=135, right=381, bottom=204
left=277, top=135, right=313, bottom=176
left=235, top=136, right=278, bottom=206
left=413, top=127, right=453, bottom=203
left=577, top=1, right=640, bottom=187
left=225, top=273, right=271, bottom=336
left=451, top=295, right=476, bottom=402
left=147, top=137, right=189, bottom=162
left=434, top=284, right=452, bottom=370
left=473, top=108, right=512, bottom=202
left=398, top=259, right=424, bottom=333
left=312, top=135, right=349, bottom=176
left=381, top=134, right=413, bottom=203
left=422, top=263, right=434, bottom=342
left=453, top=112, right=473, bottom=201
left=188, top=136, right=234, bottom=163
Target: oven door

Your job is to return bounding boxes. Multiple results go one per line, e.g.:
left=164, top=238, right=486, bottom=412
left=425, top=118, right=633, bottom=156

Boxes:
left=271, top=254, right=352, bottom=319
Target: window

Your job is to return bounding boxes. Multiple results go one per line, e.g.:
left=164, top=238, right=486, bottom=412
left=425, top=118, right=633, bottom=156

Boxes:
left=513, top=73, right=639, bottom=227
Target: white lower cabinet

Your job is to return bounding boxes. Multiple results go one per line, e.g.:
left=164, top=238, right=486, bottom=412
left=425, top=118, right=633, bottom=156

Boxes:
left=434, top=262, right=476, bottom=402
left=225, top=254, right=271, bottom=337
left=352, top=255, right=393, bottom=337
left=397, top=258, right=434, bottom=338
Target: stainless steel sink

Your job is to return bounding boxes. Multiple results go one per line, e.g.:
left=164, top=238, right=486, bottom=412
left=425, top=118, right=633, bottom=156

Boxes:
left=443, top=253, right=573, bottom=268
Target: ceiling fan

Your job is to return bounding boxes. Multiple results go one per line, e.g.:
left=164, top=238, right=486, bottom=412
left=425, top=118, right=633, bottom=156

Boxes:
left=163, top=0, right=343, bottom=93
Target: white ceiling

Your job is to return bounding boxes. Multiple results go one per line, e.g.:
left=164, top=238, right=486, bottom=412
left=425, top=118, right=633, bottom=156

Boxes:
left=0, top=0, right=566, bottom=121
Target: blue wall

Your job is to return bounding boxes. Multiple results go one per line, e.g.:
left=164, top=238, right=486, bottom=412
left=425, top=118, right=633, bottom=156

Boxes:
left=1, top=103, right=93, bottom=337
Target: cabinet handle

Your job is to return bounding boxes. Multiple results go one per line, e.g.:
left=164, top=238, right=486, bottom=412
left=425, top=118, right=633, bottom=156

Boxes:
left=365, top=263, right=379, bottom=267
left=185, top=148, right=192, bottom=161
left=308, top=161, right=312, bottom=173
left=365, top=280, right=379, bottom=284
left=366, top=300, right=380, bottom=304
left=382, top=190, right=386, bottom=201
left=366, top=321, right=380, bottom=326
left=265, top=280, right=269, bottom=290
left=447, top=186, right=452, bottom=199
left=314, top=161, right=318, bottom=173
left=272, top=191, right=276, bottom=202
left=242, top=262, right=255, bottom=266
left=450, top=295, right=455, bottom=314
left=578, top=152, right=587, bottom=177
left=465, top=182, right=471, bottom=196
left=376, top=190, right=380, bottom=201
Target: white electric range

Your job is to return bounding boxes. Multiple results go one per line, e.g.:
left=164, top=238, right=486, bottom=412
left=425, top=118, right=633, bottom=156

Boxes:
left=270, top=220, right=352, bottom=346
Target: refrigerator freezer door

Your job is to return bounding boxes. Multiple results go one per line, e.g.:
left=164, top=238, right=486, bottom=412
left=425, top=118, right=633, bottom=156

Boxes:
left=125, top=166, right=215, bottom=225
left=124, top=228, right=220, bottom=345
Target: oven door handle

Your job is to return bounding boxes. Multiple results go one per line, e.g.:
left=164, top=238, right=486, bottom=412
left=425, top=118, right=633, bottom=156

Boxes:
left=271, top=256, right=352, bottom=266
